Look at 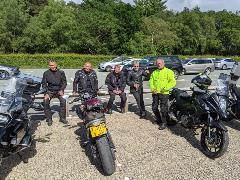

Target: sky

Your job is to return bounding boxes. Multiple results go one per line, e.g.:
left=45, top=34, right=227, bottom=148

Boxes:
left=64, top=0, right=240, bottom=12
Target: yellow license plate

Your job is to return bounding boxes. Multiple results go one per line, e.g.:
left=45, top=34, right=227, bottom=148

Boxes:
left=90, top=124, right=107, bottom=138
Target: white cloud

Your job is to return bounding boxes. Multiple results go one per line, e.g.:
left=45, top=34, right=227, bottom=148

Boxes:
left=166, top=0, right=240, bottom=12
left=64, top=0, right=240, bottom=12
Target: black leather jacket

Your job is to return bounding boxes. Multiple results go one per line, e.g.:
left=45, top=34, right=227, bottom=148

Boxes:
left=127, top=69, right=148, bottom=92
left=73, top=70, right=98, bottom=94
left=105, top=72, right=126, bottom=92
left=42, top=69, right=67, bottom=92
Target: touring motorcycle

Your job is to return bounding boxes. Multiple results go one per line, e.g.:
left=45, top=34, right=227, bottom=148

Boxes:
left=169, top=73, right=229, bottom=158
left=0, top=75, right=44, bottom=163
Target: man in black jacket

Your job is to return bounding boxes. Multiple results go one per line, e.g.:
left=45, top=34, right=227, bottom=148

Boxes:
left=42, top=60, right=68, bottom=126
left=72, top=62, right=98, bottom=97
left=127, top=61, right=149, bottom=118
left=105, top=65, right=127, bottom=114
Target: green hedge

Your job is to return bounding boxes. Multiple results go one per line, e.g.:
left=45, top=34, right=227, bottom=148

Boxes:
left=0, top=54, right=114, bottom=69
left=0, top=54, right=239, bottom=69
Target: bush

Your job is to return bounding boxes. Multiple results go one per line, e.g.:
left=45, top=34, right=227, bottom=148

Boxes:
left=0, top=54, right=114, bottom=68
left=0, top=54, right=239, bottom=69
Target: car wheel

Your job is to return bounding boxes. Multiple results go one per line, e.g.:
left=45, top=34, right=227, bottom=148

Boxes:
left=183, top=68, right=186, bottom=75
left=173, top=70, right=180, bottom=79
left=222, top=64, right=227, bottom=70
left=105, top=66, right=112, bottom=72
left=204, top=67, right=211, bottom=75
left=0, top=70, right=9, bottom=79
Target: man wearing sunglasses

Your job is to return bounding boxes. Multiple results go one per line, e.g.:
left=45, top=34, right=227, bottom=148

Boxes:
left=127, top=61, right=149, bottom=118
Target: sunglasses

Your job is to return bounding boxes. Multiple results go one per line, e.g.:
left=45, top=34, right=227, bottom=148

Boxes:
left=134, top=66, right=139, bottom=67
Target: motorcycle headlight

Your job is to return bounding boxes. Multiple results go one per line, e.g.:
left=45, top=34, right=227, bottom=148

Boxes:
left=219, top=97, right=227, bottom=112
left=0, top=114, right=10, bottom=125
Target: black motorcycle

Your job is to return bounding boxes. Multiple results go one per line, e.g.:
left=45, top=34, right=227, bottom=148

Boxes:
left=169, top=74, right=229, bottom=158
left=227, top=63, right=240, bottom=120
left=70, top=93, right=116, bottom=176
left=0, top=76, right=44, bottom=163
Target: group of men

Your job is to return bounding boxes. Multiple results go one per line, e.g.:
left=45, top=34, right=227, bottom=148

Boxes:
left=42, top=58, right=176, bottom=130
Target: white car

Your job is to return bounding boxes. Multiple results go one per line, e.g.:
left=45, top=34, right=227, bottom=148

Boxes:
left=111, top=58, right=142, bottom=71
left=214, top=58, right=236, bottom=69
left=98, top=56, right=132, bottom=72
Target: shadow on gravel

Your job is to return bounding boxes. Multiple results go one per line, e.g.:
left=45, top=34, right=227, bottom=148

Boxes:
left=74, top=123, right=105, bottom=175
left=224, top=119, right=240, bottom=132
left=128, top=103, right=157, bottom=124
left=167, top=125, right=202, bottom=151
left=0, top=117, right=42, bottom=180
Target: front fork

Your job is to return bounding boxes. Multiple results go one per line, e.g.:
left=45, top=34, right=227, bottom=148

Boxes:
left=206, top=113, right=228, bottom=139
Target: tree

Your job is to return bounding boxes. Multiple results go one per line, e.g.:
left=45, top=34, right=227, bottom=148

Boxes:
left=141, top=16, right=178, bottom=54
left=0, top=0, right=29, bottom=53
left=134, top=0, right=167, bottom=17
left=21, top=0, right=78, bottom=53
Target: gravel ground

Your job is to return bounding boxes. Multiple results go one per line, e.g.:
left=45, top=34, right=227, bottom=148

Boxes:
left=1, top=112, right=240, bottom=180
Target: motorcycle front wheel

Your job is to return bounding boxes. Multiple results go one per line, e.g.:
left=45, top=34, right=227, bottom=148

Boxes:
left=200, top=126, right=229, bottom=159
left=96, top=136, right=116, bottom=176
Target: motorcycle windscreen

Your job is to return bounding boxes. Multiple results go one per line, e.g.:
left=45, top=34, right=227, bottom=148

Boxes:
left=216, top=73, right=230, bottom=96
left=0, top=77, right=27, bottom=114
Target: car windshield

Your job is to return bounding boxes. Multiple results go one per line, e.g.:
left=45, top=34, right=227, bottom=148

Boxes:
left=112, top=57, right=126, bottom=62
left=0, top=77, right=26, bottom=114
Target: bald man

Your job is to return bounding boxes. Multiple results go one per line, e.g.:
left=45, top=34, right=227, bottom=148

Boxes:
left=149, top=58, right=176, bottom=130
left=72, top=62, right=98, bottom=97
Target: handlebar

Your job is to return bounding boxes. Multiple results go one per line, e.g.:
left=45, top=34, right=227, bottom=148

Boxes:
left=69, top=97, right=81, bottom=104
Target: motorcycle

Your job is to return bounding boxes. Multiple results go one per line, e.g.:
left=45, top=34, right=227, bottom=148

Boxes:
left=169, top=73, right=229, bottom=158
left=70, top=93, right=116, bottom=176
left=0, top=75, right=44, bottom=163
left=227, top=63, right=240, bottom=120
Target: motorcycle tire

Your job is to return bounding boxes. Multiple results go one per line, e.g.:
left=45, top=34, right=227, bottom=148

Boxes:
left=96, top=136, right=116, bottom=176
left=200, top=126, right=229, bottom=159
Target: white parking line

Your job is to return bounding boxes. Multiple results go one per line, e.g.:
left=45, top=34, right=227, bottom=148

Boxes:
left=177, top=79, right=186, bottom=81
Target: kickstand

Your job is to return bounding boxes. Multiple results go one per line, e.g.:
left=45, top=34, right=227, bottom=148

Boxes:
left=17, top=152, right=28, bottom=163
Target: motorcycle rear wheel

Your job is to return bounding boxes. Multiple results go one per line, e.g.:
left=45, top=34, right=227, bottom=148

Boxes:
left=96, top=136, right=116, bottom=176
left=200, top=126, right=229, bottom=159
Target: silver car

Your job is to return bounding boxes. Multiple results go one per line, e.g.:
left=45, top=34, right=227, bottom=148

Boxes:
left=214, top=58, right=236, bottom=69
left=183, top=58, right=215, bottom=74
left=98, top=56, right=132, bottom=72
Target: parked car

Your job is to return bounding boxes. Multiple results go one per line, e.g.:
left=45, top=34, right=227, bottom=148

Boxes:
left=98, top=56, right=132, bottom=72
left=0, top=64, right=20, bottom=79
left=121, top=59, right=149, bottom=76
left=183, top=58, right=215, bottom=74
left=144, top=55, right=184, bottom=80
left=111, top=58, right=141, bottom=71
left=214, top=58, right=236, bottom=69
left=0, top=64, right=42, bottom=82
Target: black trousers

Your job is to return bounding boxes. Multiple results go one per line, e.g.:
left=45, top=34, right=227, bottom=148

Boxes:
left=131, top=88, right=145, bottom=114
left=107, top=92, right=127, bottom=110
left=152, top=94, right=169, bottom=123
left=44, top=92, right=66, bottom=121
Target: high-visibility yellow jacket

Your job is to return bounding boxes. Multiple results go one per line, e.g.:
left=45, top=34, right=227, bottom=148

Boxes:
left=149, top=67, right=176, bottom=94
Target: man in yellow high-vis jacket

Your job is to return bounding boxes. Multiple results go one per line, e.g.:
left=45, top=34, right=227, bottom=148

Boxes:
left=149, top=58, right=176, bottom=130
